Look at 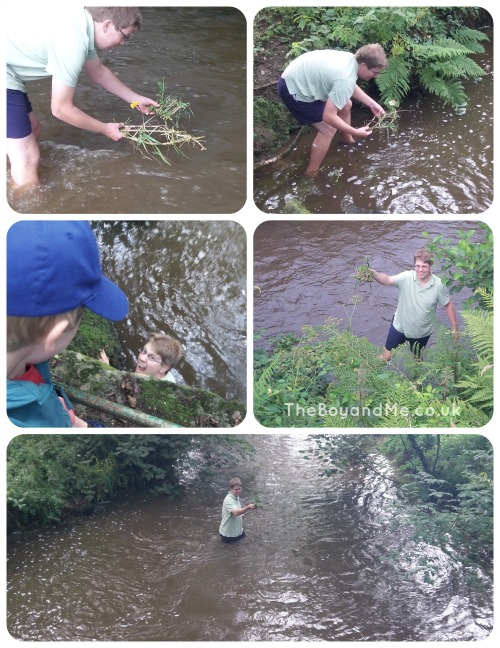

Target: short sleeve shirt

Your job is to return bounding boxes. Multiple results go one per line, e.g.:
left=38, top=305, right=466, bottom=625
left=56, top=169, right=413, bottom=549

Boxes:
left=7, top=6, right=97, bottom=92
left=392, top=270, right=450, bottom=338
left=219, top=492, right=243, bottom=538
left=282, top=50, right=358, bottom=109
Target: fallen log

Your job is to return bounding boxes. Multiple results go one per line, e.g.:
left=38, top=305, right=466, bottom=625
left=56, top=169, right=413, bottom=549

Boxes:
left=50, top=350, right=245, bottom=428
left=63, top=386, right=184, bottom=428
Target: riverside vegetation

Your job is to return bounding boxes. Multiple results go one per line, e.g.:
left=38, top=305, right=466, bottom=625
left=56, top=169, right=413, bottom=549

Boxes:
left=7, top=434, right=254, bottom=531
left=306, top=434, right=492, bottom=579
left=254, top=225, right=493, bottom=428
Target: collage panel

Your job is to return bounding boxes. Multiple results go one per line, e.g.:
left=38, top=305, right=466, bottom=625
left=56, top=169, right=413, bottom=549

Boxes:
left=253, top=6, right=493, bottom=215
left=6, top=6, right=246, bottom=214
left=7, top=220, right=246, bottom=429
left=6, top=433, right=493, bottom=640
left=254, top=220, right=492, bottom=429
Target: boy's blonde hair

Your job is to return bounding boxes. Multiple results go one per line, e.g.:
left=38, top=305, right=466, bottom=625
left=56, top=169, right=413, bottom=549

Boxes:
left=149, top=333, right=183, bottom=368
left=7, top=307, right=84, bottom=353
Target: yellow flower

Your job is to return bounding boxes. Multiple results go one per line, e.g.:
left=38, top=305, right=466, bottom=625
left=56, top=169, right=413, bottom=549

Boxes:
left=130, top=101, right=140, bottom=109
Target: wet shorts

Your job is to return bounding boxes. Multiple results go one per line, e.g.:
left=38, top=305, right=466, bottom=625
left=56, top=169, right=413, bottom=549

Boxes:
left=7, top=89, right=34, bottom=139
left=220, top=531, right=245, bottom=543
left=385, top=318, right=431, bottom=356
left=277, top=77, right=326, bottom=125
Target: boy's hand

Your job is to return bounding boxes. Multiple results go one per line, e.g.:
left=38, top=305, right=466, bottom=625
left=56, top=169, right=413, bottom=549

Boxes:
left=99, top=349, right=110, bottom=364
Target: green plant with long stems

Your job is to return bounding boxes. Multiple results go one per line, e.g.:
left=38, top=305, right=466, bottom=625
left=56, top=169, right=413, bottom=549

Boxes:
left=121, top=79, right=206, bottom=165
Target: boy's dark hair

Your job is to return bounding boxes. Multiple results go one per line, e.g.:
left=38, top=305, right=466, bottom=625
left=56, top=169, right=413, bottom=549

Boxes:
left=229, top=478, right=242, bottom=489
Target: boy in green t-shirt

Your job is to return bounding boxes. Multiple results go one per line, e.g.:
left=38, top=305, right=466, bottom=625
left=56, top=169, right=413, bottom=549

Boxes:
left=219, top=478, right=255, bottom=542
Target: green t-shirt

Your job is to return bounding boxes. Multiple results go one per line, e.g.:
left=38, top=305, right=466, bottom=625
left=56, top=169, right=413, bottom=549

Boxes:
left=7, top=6, right=97, bottom=92
left=282, top=49, right=357, bottom=110
left=393, top=270, right=450, bottom=338
left=219, top=492, right=243, bottom=538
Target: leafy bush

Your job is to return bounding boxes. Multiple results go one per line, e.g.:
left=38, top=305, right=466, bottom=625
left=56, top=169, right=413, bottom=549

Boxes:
left=422, top=224, right=493, bottom=308
left=306, top=434, right=493, bottom=569
left=7, top=434, right=254, bottom=531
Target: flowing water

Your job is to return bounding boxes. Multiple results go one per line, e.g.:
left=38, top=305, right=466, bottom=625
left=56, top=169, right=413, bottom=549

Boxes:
left=90, top=221, right=246, bottom=401
left=254, top=36, right=493, bottom=215
left=254, top=220, right=482, bottom=349
left=6, top=434, right=493, bottom=641
left=7, top=7, right=246, bottom=215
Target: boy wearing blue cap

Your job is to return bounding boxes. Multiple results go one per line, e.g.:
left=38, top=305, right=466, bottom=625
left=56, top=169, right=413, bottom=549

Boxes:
left=7, top=220, right=129, bottom=427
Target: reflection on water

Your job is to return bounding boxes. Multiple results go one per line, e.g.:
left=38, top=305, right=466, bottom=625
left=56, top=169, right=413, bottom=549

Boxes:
left=93, top=221, right=246, bottom=401
left=254, top=39, right=492, bottom=215
left=7, top=435, right=492, bottom=641
left=254, top=220, right=481, bottom=348
left=7, top=7, right=246, bottom=214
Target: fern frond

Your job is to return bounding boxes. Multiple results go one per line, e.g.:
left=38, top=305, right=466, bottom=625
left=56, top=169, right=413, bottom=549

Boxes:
left=474, top=287, right=493, bottom=311
left=376, top=56, right=411, bottom=104
left=418, top=68, right=467, bottom=106
left=451, top=27, right=489, bottom=54
left=461, top=309, right=493, bottom=360
left=413, top=40, right=474, bottom=60
left=431, top=56, right=487, bottom=80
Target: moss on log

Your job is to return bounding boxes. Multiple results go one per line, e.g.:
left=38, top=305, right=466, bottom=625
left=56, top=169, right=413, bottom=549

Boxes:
left=50, top=350, right=245, bottom=428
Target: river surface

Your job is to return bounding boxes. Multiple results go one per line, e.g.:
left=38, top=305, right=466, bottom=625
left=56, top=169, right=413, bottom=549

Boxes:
left=7, top=7, right=246, bottom=215
left=253, top=34, right=493, bottom=215
left=6, top=434, right=493, bottom=641
left=89, top=221, right=246, bottom=401
left=254, top=220, right=482, bottom=349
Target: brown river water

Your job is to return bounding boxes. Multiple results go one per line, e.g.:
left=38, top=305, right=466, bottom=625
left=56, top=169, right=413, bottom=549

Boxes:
left=92, top=221, right=246, bottom=402
left=7, top=434, right=492, bottom=641
left=7, top=7, right=246, bottom=215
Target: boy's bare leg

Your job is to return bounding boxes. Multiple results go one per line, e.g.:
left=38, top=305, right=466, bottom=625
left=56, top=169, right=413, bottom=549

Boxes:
left=7, top=112, right=42, bottom=187
left=306, top=121, right=336, bottom=177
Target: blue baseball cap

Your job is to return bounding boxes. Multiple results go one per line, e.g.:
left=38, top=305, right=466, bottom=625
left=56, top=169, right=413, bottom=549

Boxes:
left=7, top=220, right=129, bottom=321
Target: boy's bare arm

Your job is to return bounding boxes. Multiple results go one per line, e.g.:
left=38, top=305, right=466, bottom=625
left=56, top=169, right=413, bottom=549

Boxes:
left=370, top=269, right=396, bottom=286
left=231, top=503, right=255, bottom=516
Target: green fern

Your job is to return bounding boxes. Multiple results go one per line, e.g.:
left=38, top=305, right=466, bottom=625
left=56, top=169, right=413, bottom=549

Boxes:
left=412, top=40, right=475, bottom=60
left=455, top=305, right=493, bottom=417
left=418, top=68, right=468, bottom=106
left=461, top=309, right=493, bottom=360
left=432, top=56, right=487, bottom=80
left=377, top=56, right=412, bottom=104
left=451, top=27, right=489, bottom=54
left=475, top=287, right=493, bottom=311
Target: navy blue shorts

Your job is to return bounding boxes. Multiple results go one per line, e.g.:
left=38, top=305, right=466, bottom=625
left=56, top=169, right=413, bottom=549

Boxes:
left=7, top=89, right=34, bottom=139
left=220, top=531, right=245, bottom=543
left=385, top=318, right=431, bottom=356
left=277, top=77, right=326, bottom=125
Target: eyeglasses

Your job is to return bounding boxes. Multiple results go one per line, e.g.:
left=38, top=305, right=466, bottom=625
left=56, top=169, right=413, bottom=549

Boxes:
left=414, top=264, right=430, bottom=270
left=138, top=347, right=162, bottom=363
left=116, top=26, right=130, bottom=42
